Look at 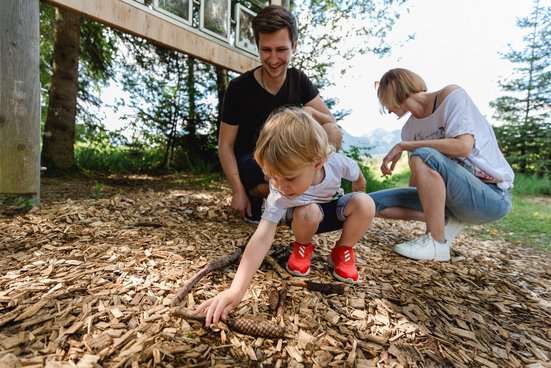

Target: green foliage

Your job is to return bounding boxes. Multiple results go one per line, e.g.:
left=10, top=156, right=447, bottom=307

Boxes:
left=0, top=195, right=34, bottom=214
left=90, top=183, right=103, bottom=199
left=178, top=153, right=220, bottom=175
left=292, top=0, right=410, bottom=90
left=77, top=21, right=118, bottom=130
left=495, top=120, right=551, bottom=176
left=17, top=198, right=35, bottom=209
left=491, top=0, right=551, bottom=176
left=512, top=173, right=551, bottom=196
left=74, top=124, right=219, bottom=174
left=341, top=146, right=400, bottom=193
left=75, top=143, right=164, bottom=174
left=114, top=34, right=220, bottom=171
left=39, top=4, right=117, bottom=128
left=291, top=0, right=410, bottom=120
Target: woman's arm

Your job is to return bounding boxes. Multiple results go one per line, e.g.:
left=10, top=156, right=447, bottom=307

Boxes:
left=381, top=134, right=474, bottom=176
left=400, top=134, right=474, bottom=157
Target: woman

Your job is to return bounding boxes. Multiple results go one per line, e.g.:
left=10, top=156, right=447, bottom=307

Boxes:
left=370, top=68, right=514, bottom=261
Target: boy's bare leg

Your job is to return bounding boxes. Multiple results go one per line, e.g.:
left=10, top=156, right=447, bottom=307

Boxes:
left=291, top=203, right=322, bottom=244
left=339, top=194, right=375, bottom=246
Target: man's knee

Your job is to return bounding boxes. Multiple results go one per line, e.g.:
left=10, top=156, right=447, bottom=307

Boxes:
left=249, top=183, right=269, bottom=198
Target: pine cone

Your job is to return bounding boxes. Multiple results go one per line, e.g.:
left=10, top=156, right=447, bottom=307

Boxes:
left=268, top=286, right=280, bottom=312
left=227, top=317, right=285, bottom=338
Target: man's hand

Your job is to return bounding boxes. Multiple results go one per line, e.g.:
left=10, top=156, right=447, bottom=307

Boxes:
left=380, top=143, right=404, bottom=176
left=231, top=189, right=251, bottom=218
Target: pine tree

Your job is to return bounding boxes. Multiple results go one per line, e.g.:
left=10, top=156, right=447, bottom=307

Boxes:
left=491, top=0, right=551, bottom=176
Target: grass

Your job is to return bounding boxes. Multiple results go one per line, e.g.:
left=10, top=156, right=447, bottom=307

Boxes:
left=476, top=174, right=551, bottom=251
left=475, top=195, right=551, bottom=251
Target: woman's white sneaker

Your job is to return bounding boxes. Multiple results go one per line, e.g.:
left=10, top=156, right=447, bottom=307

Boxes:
left=445, top=216, right=465, bottom=246
left=394, top=233, right=450, bottom=261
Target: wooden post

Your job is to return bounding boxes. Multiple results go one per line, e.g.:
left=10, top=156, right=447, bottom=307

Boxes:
left=0, top=0, right=41, bottom=202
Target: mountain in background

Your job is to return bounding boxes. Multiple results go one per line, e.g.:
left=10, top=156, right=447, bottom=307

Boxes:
left=341, top=128, right=401, bottom=155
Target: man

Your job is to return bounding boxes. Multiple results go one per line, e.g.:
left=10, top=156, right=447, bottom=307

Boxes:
left=219, top=5, right=342, bottom=223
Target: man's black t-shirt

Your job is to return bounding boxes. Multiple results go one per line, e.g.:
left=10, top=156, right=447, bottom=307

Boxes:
left=221, top=67, right=319, bottom=156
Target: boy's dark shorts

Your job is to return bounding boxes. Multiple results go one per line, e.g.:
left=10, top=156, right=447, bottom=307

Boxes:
left=284, top=193, right=356, bottom=234
left=236, top=153, right=268, bottom=192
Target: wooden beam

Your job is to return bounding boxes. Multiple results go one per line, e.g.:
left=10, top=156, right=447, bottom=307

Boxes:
left=42, top=0, right=260, bottom=74
left=0, top=0, right=41, bottom=196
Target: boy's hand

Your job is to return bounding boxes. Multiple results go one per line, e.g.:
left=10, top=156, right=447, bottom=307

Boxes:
left=352, top=171, right=367, bottom=192
left=194, top=288, right=242, bottom=328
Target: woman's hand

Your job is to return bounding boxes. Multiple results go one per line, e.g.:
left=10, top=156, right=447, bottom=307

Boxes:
left=194, top=287, right=243, bottom=328
left=380, top=143, right=404, bottom=176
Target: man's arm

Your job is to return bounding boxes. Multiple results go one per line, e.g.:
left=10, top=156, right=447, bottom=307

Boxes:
left=219, top=122, right=250, bottom=217
left=303, top=95, right=342, bottom=150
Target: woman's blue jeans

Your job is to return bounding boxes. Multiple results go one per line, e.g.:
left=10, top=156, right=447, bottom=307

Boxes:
left=370, top=147, right=512, bottom=225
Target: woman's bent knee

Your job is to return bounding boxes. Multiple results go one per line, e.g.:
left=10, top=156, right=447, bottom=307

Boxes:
left=340, top=193, right=375, bottom=220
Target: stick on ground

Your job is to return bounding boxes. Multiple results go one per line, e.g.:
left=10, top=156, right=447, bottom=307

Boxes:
left=288, top=280, right=345, bottom=295
left=171, top=246, right=244, bottom=307
left=277, top=282, right=288, bottom=327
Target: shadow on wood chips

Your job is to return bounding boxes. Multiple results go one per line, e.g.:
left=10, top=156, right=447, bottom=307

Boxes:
left=1, top=175, right=550, bottom=367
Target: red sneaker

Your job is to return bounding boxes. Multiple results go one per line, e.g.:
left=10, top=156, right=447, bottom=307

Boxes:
left=286, top=241, right=315, bottom=276
left=328, top=245, right=359, bottom=284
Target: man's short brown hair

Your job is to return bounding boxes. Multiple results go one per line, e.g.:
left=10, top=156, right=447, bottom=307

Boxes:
left=252, top=5, right=298, bottom=47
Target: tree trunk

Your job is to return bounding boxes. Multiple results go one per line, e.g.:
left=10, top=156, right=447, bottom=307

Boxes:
left=215, top=66, right=228, bottom=134
left=186, top=56, right=197, bottom=139
left=41, top=7, right=81, bottom=173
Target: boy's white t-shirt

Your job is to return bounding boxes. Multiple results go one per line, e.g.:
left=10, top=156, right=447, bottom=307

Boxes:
left=402, top=88, right=514, bottom=190
left=261, top=152, right=360, bottom=224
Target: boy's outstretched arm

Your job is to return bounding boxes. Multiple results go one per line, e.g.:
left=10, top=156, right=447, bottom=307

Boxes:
left=194, top=220, right=277, bottom=327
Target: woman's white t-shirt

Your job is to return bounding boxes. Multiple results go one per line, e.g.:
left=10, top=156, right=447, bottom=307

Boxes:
left=402, top=88, right=514, bottom=190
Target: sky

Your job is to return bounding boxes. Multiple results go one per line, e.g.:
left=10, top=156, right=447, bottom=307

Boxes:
left=327, top=0, right=534, bottom=137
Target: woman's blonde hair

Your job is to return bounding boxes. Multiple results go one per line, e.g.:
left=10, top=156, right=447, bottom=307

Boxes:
left=377, top=68, right=427, bottom=112
left=254, top=107, right=333, bottom=177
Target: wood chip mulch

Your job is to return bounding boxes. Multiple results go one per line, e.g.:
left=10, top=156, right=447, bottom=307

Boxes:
left=1, top=175, right=550, bottom=368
